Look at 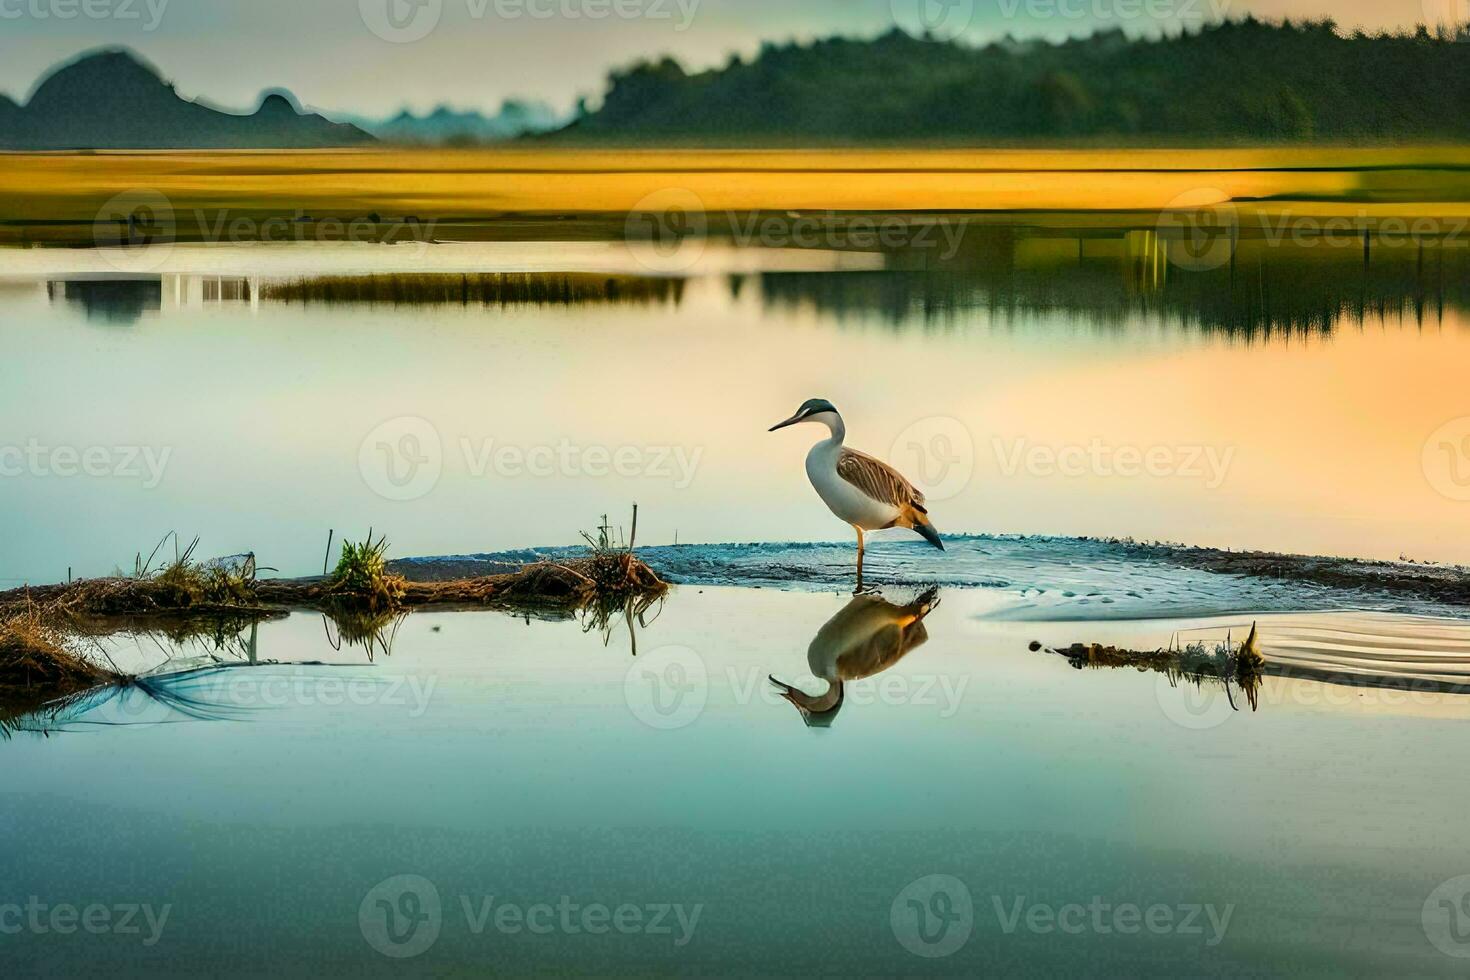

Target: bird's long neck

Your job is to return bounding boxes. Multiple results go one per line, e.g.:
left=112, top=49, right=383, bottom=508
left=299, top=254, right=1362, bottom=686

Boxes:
left=798, top=679, right=843, bottom=714
left=813, top=411, right=846, bottom=448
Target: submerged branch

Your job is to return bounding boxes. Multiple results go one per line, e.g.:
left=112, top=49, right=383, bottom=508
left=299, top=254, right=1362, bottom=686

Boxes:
left=1031, top=623, right=1267, bottom=711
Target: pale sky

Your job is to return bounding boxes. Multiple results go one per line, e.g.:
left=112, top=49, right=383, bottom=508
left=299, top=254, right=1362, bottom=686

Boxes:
left=0, top=0, right=1444, bottom=117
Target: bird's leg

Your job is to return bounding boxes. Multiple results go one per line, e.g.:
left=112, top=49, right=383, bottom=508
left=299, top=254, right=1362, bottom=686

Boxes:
left=854, top=526, right=865, bottom=594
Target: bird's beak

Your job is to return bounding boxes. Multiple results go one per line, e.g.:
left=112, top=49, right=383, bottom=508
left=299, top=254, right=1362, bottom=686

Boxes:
left=768, top=413, right=803, bottom=432
left=769, top=676, right=844, bottom=728
left=768, top=675, right=801, bottom=703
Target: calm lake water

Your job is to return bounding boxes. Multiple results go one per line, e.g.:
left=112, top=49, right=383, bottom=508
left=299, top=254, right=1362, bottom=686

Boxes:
left=2, top=232, right=1470, bottom=587
left=5, top=234, right=1470, bottom=974
left=6, top=589, right=1470, bottom=975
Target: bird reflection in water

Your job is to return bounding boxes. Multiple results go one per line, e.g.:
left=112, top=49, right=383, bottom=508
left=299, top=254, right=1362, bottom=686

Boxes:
left=769, top=587, right=940, bottom=727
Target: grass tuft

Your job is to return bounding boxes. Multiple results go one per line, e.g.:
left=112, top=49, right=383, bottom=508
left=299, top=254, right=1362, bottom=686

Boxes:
left=325, top=531, right=406, bottom=614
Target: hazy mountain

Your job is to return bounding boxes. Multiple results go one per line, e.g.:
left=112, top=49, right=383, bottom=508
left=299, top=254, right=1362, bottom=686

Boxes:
left=0, top=94, right=21, bottom=135
left=555, top=19, right=1470, bottom=143
left=344, top=100, right=563, bottom=146
left=1, top=49, right=373, bottom=149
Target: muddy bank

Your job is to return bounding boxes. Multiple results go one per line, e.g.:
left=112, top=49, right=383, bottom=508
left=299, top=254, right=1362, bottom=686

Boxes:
left=1113, top=540, right=1470, bottom=608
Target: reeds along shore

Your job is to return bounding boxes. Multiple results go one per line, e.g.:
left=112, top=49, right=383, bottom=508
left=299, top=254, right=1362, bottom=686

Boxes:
left=1, top=530, right=668, bottom=620
left=0, top=528, right=670, bottom=711
left=0, top=601, right=115, bottom=697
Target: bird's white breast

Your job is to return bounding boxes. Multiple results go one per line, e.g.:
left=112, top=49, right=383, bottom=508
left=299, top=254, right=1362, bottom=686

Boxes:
left=805, top=440, right=901, bottom=530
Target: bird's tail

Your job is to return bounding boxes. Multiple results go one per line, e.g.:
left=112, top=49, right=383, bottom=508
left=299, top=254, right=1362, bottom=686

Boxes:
left=913, top=518, right=945, bottom=551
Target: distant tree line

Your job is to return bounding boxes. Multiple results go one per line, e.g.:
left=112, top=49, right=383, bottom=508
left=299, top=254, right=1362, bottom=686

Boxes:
left=553, top=18, right=1470, bottom=143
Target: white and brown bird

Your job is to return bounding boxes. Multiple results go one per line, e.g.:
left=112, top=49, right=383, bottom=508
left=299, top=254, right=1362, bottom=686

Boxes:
left=769, top=398, right=944, bottom=591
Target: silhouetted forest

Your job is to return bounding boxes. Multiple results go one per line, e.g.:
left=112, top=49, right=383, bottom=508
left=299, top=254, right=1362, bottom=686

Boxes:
left=558, top=18, right=1470, bottom=143
left=751, top=234, right=1470, bottom=339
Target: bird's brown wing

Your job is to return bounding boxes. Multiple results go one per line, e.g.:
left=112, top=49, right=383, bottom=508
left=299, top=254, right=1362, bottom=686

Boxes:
left=836, top=621, right=930, bottom=680
left=836, top=448, right=927, bottom=513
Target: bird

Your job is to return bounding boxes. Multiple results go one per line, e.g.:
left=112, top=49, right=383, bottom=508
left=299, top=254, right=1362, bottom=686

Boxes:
left=769, top=398, right=944, bottom=591
left=769, top=587, right=940, bottom=727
